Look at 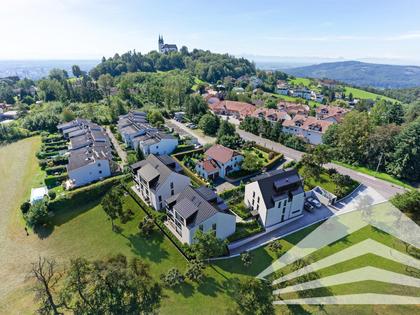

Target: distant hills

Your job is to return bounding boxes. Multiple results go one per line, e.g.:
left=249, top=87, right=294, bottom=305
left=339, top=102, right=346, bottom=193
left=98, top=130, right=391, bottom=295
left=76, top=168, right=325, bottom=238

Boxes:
left=283, top=61, right=420, bottom=89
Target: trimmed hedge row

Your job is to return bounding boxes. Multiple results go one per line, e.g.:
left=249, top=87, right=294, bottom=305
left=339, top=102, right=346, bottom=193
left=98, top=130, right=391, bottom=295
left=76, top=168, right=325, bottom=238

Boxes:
left=45, top=165, right=67, bottom=175
left=45, top=173, right=68, bottom=187
left=37, top=151, right=61, bottom=159
left=172, top=144, right=196, bottom=154
left=42, top=134, right=63, bottom=143
left=49, top=175, right=126, bottom=212
left=264, top=153, right=284, bottom=170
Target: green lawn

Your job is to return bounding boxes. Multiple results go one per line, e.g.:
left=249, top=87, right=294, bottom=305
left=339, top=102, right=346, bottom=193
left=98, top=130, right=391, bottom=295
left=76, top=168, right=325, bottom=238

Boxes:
left=333, top=160, right=416, bottom=190
left=1, top=138, right=418, bottom=315
left=344, top=86, right=398, bottom=102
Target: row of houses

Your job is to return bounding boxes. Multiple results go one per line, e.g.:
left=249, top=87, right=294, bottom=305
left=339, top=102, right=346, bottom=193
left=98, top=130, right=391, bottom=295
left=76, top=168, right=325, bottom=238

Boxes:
left=209, top=100, right=349, bottom=145
left=57, top=119, right=114, bottom=188
left=276, top=81, right=324, bottom=103
left=130, top=153, right=306, bottom=245
left=117, top=111, right=178, bottom=156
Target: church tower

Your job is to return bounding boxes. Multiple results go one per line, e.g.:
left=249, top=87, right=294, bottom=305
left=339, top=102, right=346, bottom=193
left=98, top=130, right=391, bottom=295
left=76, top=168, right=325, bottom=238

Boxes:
left=158, top=35, right=164, bottom=52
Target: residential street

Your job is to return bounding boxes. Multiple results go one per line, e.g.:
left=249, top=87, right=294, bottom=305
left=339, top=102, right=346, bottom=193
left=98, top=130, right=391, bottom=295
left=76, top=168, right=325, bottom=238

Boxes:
left=236, top=129, right=407, bottom=199
left=165, top=119, right=216, bottom=145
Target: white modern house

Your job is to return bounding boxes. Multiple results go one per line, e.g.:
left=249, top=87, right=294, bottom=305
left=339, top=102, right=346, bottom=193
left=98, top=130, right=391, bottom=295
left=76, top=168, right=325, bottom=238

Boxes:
left=195, top=144, right=244, bottom=180
left=117, top=111, right=156, bottom=147
left=132, top=154, right=190, bottom=211
left=66, top=147, right=112, bottom=188
left=244, top=169, right=305, bottom=228
left=58, top=119, right=114, bottom=189
left=134, top=131, right=178, bottom=156
left=165, top=186, right=236, bottom=244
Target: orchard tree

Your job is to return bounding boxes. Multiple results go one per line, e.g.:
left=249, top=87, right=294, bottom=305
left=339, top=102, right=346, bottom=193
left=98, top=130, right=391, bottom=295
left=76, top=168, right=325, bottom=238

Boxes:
left=192, top=230, right=226, bottom=260
left=232, top=278, right=274, bottom=315
left=101, top=187, right=123, bottom=231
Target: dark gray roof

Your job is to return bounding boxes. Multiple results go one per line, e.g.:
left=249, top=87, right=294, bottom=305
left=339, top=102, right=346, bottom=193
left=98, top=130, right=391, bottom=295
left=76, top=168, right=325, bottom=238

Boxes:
left=168, top=186, right=232, bottom=227
left=67, top=146, right=112, bottom=171
left=68, top=129, right=87, bottom=138
left=135, top=154, right=180, bottom=191
left=252, top=168, right=303, bottom=209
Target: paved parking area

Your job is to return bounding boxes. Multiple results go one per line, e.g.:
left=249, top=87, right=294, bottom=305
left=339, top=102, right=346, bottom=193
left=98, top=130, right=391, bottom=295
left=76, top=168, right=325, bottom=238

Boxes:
left=333, top=185, right=387, bottom=213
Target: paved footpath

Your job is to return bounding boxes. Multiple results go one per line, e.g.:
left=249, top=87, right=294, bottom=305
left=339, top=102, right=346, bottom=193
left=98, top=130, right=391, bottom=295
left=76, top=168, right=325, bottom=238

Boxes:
left=236, top=129, right=407, bottom=200
left=106, top=126, right=127, bottom=166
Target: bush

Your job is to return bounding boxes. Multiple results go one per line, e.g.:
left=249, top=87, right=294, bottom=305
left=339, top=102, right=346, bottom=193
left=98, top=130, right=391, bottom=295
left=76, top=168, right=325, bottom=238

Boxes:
left=160, top=268, right=185, bottom=288
left=268, top=152, right=276, bottom=160
left=25, top=201, right=49, bottom=228
left=20, top=201, right=31, bottom=214
left=391, top=190, right=420, bottom=223
left=327, top=168, right=338, bottom=175
left=45, top=165, right=67, bottom=175
left=48, top=190, right=56, bottom=200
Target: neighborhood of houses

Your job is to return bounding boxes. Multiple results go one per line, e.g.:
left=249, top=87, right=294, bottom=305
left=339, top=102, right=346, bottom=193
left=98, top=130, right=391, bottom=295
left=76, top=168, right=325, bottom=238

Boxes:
left=29, top=93, right=353, bottom=248
left=208, top=98, right=349, bottom=144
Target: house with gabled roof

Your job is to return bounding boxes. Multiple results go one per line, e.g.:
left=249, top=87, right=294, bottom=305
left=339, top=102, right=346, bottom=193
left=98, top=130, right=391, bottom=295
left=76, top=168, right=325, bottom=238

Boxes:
left=282, top=115, right=333, bottom=145
left=165, top=185, right=236, bottom=244
left=209, top=100, right=256, bottom=120
left=195, top=144, right=244, bottom=180
left=315, top=105, right=349, bottom=123
left=244, top=169, right=305, bottom=227
left=131, top=154, right=190, bottom=210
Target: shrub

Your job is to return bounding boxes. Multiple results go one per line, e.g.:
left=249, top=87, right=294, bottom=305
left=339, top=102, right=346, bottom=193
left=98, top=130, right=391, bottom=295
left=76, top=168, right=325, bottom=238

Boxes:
left=268, top=152, right=276, bottom=160
left=138, top=216, right=155, bottom=237
left=38, top=160, right=48, bottom=169
left=160, top=268, right=185, bottom=288
left=25, top=201, right=49, bottom=228
left=45, top=165, right=66, bottom=175
left=185, top=259, right=205, bottom=283
left=327, top=168, right=338, bottom=175
left=48, top=190, right=56, bottom=200
left=240, top=251, right=254, bottom=267
left=44, top=173, right=68, bottom=187
left=20, top=201, right=31, bottom=214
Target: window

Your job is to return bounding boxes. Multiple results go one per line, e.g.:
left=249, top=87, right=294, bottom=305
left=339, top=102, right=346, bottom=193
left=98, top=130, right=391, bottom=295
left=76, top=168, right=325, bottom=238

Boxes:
left=158, top=195, right=162, bottom=202
left=257, top=196, right=260, bottom=203
left=97, top=163, right=101, bottom=167
left=171, top=189, right=174, bottom=196
left=283, top=200, right=287, bottom=207
left=199, top=224, right=203, bottom=231
left=252, top=191, right=255, bottom=198
left=99, top=170, right=102, bottom=174
left=170, top=182, right=174, bottom=189
left=159, top=203, right=163, bottom=209
left=212, top=223, right=217, bottom=231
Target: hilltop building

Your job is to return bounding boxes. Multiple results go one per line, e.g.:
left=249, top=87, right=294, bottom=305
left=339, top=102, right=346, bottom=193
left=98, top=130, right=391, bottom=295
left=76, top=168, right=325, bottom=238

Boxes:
left=158, top=35, right=178, bottom=53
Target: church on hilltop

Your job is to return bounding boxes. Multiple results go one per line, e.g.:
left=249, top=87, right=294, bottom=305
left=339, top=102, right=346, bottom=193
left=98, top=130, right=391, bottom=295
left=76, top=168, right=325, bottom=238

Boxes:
left=158, top=35, right=178, bottom=53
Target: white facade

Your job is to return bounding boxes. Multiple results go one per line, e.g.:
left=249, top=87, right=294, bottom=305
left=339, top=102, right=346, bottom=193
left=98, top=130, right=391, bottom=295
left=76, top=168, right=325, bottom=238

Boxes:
left=195, top=154, right=244, bottom=179
left=244, top=180, right=305, bottom=227
left=282, top=125, right=325, bottom=145
left=137, top=137, right=179, bottom=156
left=168, top=211, right=236, bottom=244
left=68, top=159, right=111, bottom=188
left=136, top=172, right=190, bottom=211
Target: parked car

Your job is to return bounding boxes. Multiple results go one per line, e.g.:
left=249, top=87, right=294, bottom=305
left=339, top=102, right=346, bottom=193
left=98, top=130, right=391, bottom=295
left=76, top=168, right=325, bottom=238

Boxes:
left=189, top=124, right=197, bottom=129
left=307, top=197, right=322, bottom=208
left=304, top=202, right=314, bottom=212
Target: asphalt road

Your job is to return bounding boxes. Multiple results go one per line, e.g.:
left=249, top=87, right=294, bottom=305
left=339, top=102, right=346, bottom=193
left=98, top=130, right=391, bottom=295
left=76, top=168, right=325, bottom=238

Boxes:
left=236, top=129, right=407, bottom=199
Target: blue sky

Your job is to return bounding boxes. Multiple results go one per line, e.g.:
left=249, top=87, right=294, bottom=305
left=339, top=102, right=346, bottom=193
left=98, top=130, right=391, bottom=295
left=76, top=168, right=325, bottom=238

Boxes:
left=1, top=0, right=420, bottom=64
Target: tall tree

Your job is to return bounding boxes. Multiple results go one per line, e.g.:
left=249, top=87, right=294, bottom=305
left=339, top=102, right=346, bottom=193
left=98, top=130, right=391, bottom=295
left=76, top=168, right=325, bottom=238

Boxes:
left=101, top=187, right=123, bottom=231
left=387, top=118, right=420, bottom=181
left=97, top=74, right=114, bottom=100
left=232, top=278, right=274, bottom=315
left=30, top=257, right=64, bottom=315
left=71, top=65, right=83, bottom=78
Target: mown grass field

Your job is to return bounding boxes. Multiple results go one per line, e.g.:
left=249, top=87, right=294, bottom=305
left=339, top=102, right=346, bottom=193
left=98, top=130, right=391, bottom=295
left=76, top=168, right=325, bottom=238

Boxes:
left=1, top=137, right=418, bottom=315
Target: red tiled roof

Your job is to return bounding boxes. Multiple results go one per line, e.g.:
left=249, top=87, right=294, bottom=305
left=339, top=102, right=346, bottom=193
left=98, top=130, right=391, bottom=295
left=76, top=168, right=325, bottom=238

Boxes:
left=282, top=115, right=333, bottom=133
left=199, top=159, right=219, bottom=173
left=204, top=144, right=240, bottom=164
left=316, top=105, right=349, bottom=122
left=209, top=100, right=256, bottom=117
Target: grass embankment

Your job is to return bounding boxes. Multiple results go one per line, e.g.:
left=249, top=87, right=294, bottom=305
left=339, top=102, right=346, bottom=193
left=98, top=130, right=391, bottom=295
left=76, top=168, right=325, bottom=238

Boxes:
left=333, top=160, right=415, bottom=190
